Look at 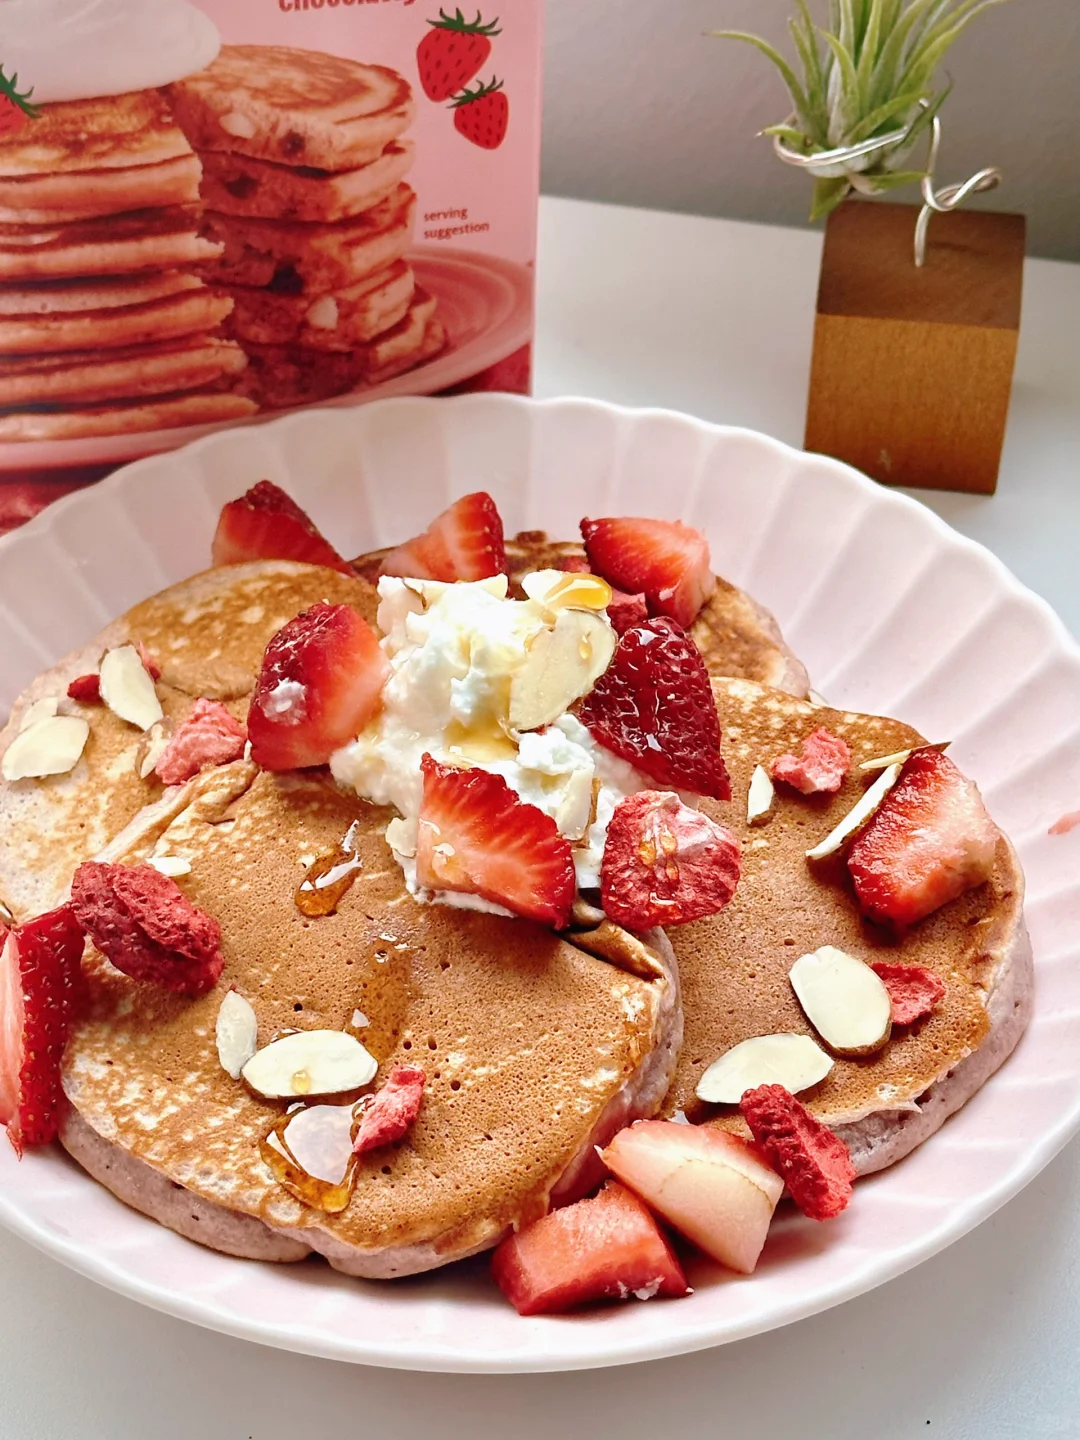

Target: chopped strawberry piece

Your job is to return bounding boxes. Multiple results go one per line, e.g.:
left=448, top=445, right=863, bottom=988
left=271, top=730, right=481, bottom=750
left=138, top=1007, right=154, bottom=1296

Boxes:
left=353, top=1064, right=426, bottom=1155
left=739, top=1084, right=855, bottom=1221
left=771, top=727, right=851, bottom=795
left=247, top=603, right=389, bottom=771
left=847, top=748, right=998, bottom=929
left=581, top=516, right=715, bottom=628
left=416, top=755, right=576, bottom=928
left=491, top=1180, right=689, bottom=1316
left=155, top=699, right=247, bottom=787
left=211, top=480, right=352, bottom=575
left=601, top=791, right=740, bottom=929
left=67, top=673, right=101, bottom=703
left=578, top=617, right=730, bottom=800
left=70, top=862, right=223, bottom=998
left=135, top=641, right=162, bottom=683
left=381, top=491, right=506, bottom=582
left=0, top=906, right=87, bottom=1155
left=870, top=962, right=947, bottom=1026
left=606, top=588, right=648, bottom=635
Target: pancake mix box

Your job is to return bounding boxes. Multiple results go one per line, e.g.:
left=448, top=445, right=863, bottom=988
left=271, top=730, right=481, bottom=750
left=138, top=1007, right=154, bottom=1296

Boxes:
left=0, top=0, right=543, bottom=521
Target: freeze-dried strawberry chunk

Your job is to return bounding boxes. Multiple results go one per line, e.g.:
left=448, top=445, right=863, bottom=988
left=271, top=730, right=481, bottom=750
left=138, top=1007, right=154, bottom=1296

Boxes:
left=578, top=617, right=730, bottom=800
left=67, top=674, right=101, bottom=702
left=601, top=791, right=740, bottom=929
left=211, top=480, right=351, bottom=574
left=870, top=962, right=947, bottom=1026
left=739, top=1084, right=855, bottom=1221
left=606, top=588, right=648, bottom=635
left=70, top=862, right=223, bottom=998
left=155, top=699, right=247, bottom=786
left=771, top=727, right=852, bottom=795
left=353, top=1064, right=426, bottom=1155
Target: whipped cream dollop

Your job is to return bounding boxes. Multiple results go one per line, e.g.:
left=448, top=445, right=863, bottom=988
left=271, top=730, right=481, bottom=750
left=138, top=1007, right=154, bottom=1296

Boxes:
left=330, top=575, right=652, bottom=910
left=0, top=0, right=221, bottom=104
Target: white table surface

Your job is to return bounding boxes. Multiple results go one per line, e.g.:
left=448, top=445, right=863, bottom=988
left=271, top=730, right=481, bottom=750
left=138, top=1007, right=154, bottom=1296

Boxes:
left=3, top=196, right=1079, bottom=1439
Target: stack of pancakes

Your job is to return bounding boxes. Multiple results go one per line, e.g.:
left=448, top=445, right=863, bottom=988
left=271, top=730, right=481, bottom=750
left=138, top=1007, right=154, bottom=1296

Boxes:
left=0, top=90, right=255, bottom=443
left=166, top=46, right=447, bottom=411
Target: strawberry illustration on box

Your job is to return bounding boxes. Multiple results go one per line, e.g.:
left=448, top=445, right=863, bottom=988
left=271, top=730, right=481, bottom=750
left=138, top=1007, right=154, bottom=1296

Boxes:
left=0, top=64, right=39, bottom=138
left=417, top=8, right=501, bottom=101
left=451, top=77, right=509, bottom=150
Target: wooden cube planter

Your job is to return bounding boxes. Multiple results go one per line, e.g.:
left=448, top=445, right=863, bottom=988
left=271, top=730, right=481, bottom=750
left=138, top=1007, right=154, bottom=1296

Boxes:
left=804, top=199, right=1025, bottom=494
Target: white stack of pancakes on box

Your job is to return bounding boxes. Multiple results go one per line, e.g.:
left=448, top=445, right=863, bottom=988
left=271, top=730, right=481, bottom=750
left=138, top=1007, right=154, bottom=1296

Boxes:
left=166, top=46, right=447, bottom=411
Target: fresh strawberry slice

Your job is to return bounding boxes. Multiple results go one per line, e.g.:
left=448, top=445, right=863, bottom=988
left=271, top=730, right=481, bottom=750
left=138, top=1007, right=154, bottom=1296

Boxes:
left=601, top=791, right=740, bottom=929
left=155, top=698, right=247, bottom=786
left=491, top=1180, right=689, bottom=1316
left=581, top=516, right=714, bottom=628
left=380, top=491, right=506, bottom=582
left=353, top=1064, right=426, bottom=1155
left=247, top=603, right=389, bottom=771
left=0, top=906, right=87, bottom=1155
left=606, top=588, right=648, bottom=635
left=578, top=617, right=730, bottom=800
left=771, top=727, right=851, bottom=795
left=847, top=748, right=998, bottom=928
left=869, top=961, right=947, bottom=1026
left=739, top=1084, right=855, bottom=1221
left=416, top=755, right=576, bottom=928
left=211, top=480, right=352, bottom=575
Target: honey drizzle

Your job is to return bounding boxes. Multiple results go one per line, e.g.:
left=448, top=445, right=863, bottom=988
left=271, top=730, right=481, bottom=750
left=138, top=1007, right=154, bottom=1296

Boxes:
left=261, top=1102, right=363, bottom=1214
left=295, top=820, right=364, bottom=917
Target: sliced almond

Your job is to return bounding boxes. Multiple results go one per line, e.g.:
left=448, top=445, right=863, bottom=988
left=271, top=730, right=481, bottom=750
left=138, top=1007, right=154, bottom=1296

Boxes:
left=808, top=689, right=829, bottom=707
left=19, top=697, right=59, bottom=732
left=147, top=854, right=192, bottom=878
left=216, top=990, right=259, bottom=1080
left=805, top=762, right=902, bottom=861
left=136, top=719, right=172, bottom=780
left=509, top=609, right=616, bottom=732
left=241, top=1029, right=377, bottom=1100
left=99, top=645, right=163, bottom=732
left=696, top=1032, right=833, bottom=1105
left=746, top=764, right=775, bottom=826
left=859, top=741, right=950, bottom=773
left=789, top=946, right=892, bottom=1057
left=2, top=715, right=90, bottom=781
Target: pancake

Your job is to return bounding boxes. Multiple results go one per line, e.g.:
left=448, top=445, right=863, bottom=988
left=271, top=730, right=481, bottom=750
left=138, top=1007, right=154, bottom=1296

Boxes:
left=60, top=764, right=682, bottom=1277
left=0, top=92, right=194, bottom=177
left=0, top=335, right=248, bottom=407
left=0, top=274, right=234, bottom=355
left=0, top=393, right=257, bottom=443
left=0, top=154, right=203, bottom=224
left=0, top=562, right=379, bottom=922
left=662, top=677, right=1031, bottom=1174
left=234, top=289, right=440, bottom=409
left=353, top=530, right=811, bottom=696
left=166, top=46, right=416, bottom=172
left=0, top=205, right=222, bottom=282
left=204, top=185, right=415, bottom=296
left=200, top=141, right=415, bottom=224
left=224, top=260, right=414, bottom=351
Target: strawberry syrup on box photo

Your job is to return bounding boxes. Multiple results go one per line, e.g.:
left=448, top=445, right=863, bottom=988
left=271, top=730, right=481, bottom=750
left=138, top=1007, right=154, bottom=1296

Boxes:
left=0, top=0, right=543, bottom=530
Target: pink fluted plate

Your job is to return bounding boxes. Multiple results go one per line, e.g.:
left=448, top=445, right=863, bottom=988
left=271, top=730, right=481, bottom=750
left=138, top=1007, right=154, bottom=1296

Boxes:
left=0, top=396, right=1078, bottom=1372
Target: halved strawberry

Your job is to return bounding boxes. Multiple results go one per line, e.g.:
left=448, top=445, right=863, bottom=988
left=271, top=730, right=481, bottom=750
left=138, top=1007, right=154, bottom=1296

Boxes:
left=581, top=516, right=714, bottom=628
left=416, top=755, right=576, bottom=928
left=491, top=1180, right=689, bottom=1316
left=247, top=604, right=389, bottom=770
left=601, top=791, right=740, bottom=929
left=380, top=491, right=506, bottom=581
left=847, top=748, right=998, bottom=928
left=211, top=481, right=352, bottom=575
left=0, top=906, right=87, bottom=1155
left=578, top=618, right=730, bottom=800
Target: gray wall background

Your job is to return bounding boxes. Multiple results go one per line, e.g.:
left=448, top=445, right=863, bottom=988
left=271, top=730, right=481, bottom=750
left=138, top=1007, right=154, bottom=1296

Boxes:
left=542, top=0, right=1080, bottom=260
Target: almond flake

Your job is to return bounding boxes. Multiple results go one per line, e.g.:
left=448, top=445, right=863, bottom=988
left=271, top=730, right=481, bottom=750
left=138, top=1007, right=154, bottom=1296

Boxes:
left=216, top=990, right=259, bottom=1080
left=805, top=762, right=903, bottom=861
left=19, top=697, right=59, bottom=732
left=789, top=946, right=892, bottom=1057
left=746, top=764, right=775, bottom=826
left=509, top=609, right=615, bottom=732
left=241, top=1029, right=377, bottom=1100
left=696, top=1032, right=833, bottom=1104
left=2, top=715, right=90, bottom=781
left=99, top=645, right=163, bottom=732
left=147, top=854, right=192, bottom=878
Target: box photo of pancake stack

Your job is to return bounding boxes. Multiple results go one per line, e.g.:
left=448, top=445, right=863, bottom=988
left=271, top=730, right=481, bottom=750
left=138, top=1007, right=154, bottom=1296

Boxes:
left=0, top=0, right=542, bottom=516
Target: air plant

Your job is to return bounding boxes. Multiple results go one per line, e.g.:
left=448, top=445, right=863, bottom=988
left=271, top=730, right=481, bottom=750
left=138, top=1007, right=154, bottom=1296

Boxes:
left=715, top=0, right=1009, bottom=220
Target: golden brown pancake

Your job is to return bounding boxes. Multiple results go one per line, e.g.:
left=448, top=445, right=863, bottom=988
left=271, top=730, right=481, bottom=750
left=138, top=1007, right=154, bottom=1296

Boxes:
left=61, top=765, right=681, bottom=1277
left=0, top=155, right=203, bottom=225
left=0, top=393, right=257, bottom=443
left=0, top=562, right=378, bottom=922
left=0, top=92, right=194, bottom=177
left=0, top=274, right=234, bottom=355
left=199, top=141, right=415, bottom=224
left=224, top=260, right=415, bottom=351
left=663, top=678, right=1031, bottom=1173
left=0, top=335, right=247, bottom=407
left=0, top=205, right=222, bottom=282
left=166, top=47, right=416, bottom=172
left=204, top=185, right=415, bottom=295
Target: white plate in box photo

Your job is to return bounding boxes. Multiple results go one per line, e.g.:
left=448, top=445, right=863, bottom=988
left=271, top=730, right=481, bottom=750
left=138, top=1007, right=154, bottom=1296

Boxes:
left=0, top=394, right=1078, bottom=1372
left=0, top=249, right=534, bottom=476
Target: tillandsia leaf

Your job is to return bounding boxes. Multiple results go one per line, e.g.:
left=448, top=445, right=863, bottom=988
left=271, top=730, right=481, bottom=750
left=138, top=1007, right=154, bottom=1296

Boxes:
left=820, top=28, right=862, bottom=141
left=711, top=31, right=815, bottom=131
left=847, top=88, right=927, bottom=143
left=788, top=12, right=830, bottom=141
left=810, top=175, right=852, bottom=220
left=763, top=123, right=814, bottom=148
left=850, top=167, right=928, bottom=193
